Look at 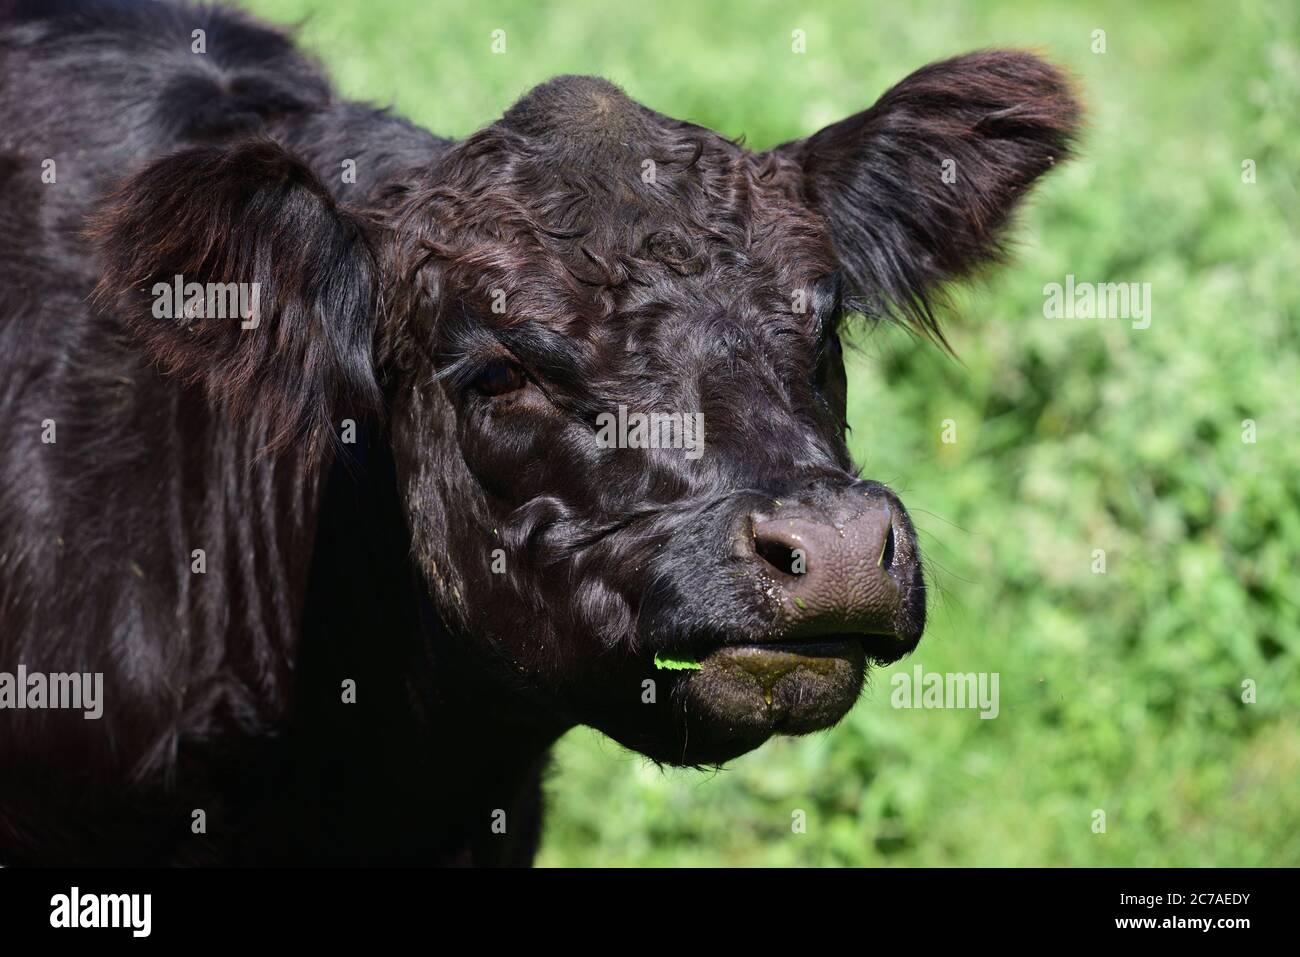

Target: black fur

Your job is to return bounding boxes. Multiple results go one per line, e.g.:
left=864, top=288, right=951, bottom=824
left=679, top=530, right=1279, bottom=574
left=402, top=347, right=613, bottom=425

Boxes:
left=0, top=0, right=1078, bottom=864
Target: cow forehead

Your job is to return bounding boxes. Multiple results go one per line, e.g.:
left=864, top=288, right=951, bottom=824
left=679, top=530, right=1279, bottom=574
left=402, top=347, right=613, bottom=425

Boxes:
left=413, top=80, right=837, bottom=342
left=435, top=137, right=832, bottom=278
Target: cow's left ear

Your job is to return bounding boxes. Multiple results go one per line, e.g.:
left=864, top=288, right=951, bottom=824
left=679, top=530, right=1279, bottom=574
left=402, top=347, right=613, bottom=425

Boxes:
left=91, top=137, right=381, bottom=453
left=771, top=50, right=1082, bottom=343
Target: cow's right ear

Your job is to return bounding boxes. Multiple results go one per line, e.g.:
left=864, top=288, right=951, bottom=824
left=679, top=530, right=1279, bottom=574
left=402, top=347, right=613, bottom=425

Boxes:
left=90, top=138, right=381, bottom=453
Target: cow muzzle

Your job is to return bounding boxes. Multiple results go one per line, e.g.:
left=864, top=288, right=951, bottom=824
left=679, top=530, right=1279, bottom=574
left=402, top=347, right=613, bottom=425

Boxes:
left=679, top=482, right=926, bottom=749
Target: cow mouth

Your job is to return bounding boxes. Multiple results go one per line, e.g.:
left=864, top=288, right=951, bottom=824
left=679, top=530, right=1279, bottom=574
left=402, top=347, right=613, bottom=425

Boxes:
left=770, top=631, right=920, bottom=665
left=706, top=630, right=915, bottom=691
left=689, top=629, right=918, bottom=671
left=671, top=629, right=919, bottom=755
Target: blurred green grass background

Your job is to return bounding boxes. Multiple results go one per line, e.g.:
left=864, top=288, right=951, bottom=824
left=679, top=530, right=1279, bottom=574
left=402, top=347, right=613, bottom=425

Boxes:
left=247, top=0, right=1300, bottom=865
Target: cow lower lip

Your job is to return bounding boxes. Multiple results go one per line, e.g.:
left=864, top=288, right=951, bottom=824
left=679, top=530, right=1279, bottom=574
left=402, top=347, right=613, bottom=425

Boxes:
left=681, top=640, right=868, bottom=738
left=712, top=642, right=863, bottom=686
left=672, top=629, right=921, bottom=750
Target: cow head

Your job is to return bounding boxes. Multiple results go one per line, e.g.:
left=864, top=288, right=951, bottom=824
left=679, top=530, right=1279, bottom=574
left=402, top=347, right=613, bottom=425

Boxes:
left=94, top=51, right=1079, bottom=765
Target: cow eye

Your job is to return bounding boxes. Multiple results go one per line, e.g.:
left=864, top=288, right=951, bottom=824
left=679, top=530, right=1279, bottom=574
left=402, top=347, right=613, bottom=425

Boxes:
left=815, top=328, right=843, bottom=382
left=472, top=359, right=526, bottom=397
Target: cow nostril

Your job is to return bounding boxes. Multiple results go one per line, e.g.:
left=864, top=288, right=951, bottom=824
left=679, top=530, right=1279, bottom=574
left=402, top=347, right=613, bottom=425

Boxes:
left=754, top=536, right=801, bottom=577
left=880, top=524, right=895, bottom=570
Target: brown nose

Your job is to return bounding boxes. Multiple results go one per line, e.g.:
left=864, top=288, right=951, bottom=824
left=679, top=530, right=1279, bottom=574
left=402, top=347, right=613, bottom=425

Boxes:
left=750, top=498, right=912, bottom=647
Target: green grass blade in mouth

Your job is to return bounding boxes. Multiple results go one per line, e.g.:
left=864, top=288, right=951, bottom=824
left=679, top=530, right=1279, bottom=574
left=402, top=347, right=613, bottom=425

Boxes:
left=653, top=653, right=702, bottom=671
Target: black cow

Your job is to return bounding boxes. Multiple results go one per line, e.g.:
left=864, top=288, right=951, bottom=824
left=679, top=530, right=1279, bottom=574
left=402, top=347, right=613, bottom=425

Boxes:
left=0, top=0, right=1079, bottom=864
